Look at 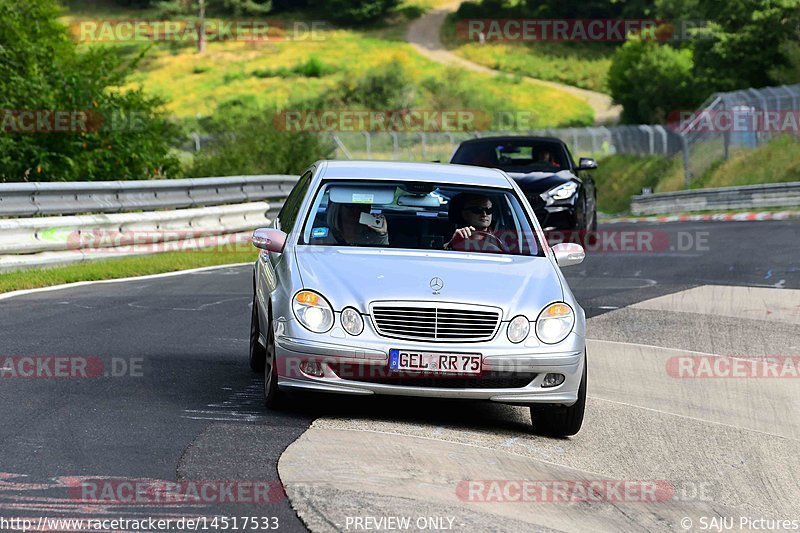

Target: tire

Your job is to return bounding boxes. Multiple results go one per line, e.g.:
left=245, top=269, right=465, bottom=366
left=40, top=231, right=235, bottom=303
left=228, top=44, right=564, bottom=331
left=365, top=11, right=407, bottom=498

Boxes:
left=587, top=198, right=598, bottom=233
left=263, top=317, right=285, bottom=409
left=530, top=353, right=587, bottom=437
left=249, top=294, right=266, bottom=373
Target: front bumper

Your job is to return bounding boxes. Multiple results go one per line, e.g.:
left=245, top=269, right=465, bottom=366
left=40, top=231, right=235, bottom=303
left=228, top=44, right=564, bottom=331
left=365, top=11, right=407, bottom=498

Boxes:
left=273, top=318, right=586, bottom=406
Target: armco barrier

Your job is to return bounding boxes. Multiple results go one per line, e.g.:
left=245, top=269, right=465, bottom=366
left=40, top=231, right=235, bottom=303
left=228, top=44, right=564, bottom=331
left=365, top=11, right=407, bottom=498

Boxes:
left=0, top=202, right=272, bottom=255
left=0, top=175, right=297, bottom=217
left=631, top=182, right=800, bottom=215
left=0, top=175, right=297, bottom=272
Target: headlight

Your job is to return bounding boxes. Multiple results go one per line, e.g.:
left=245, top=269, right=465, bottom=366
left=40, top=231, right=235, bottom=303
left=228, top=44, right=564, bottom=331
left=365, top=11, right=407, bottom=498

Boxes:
left=292, top=290, right=334, bottom=333
left=507, top=315, right=530, bottom=343
left=341, top=307, right=364, bottom=336
left=541, top=182, right=578, bottom=204
left=535, top=303, right=575, bottom=344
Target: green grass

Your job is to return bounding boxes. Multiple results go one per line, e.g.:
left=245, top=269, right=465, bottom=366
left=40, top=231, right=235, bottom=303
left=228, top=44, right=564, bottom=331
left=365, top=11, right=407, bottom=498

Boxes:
left=441, top=15, right=615, bottom=93
left=593, top=135, right=800, bottom=213
left=592, top=154, right=680, bottom=214
left=0, top=248, right=257, bottom=294
left=60, top=3, right=593, bottom=127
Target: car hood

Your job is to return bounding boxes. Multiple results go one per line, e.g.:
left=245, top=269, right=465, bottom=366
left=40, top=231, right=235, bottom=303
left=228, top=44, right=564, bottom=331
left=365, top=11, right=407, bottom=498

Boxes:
left=507, top=170, right=576, bottom=193
left=294, top=247, right=563, bottom=319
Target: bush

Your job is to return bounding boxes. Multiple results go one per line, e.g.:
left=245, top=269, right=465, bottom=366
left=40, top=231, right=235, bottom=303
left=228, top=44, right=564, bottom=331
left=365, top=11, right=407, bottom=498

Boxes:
left=608, top=35, right=701, bottom=124
left=340, top=59, right=415, bottom=109
left=252, top=56, right=334, bottom=78
left=0, top=0, right=181, bottom=181
left=186, top=103, right=334, bottom=177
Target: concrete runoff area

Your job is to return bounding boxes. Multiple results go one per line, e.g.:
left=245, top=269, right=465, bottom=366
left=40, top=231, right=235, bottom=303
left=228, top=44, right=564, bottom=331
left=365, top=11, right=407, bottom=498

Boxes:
left=278, top=286, right=800, bottom=532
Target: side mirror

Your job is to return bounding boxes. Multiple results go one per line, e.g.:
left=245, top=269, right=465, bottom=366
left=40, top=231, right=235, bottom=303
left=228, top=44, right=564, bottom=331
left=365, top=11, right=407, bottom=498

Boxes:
left=577, top=157, right=598, bottom=170
left=252, top=228, right=287, bottom=253
left=552, top=242, right=585, bottom=267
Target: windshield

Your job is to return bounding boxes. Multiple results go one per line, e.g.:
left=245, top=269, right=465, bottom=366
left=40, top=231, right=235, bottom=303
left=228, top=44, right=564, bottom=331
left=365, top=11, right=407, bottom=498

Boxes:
left=451, top=140, right=570, bottom=173
left=300, top=180, right=544, bottom=257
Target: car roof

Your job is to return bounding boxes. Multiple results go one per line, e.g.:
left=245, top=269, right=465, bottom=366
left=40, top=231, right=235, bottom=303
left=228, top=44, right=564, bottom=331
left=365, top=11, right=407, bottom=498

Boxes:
left=317, top=160, right=512, bottom=188
left=455, top=135, right=566, bottom=145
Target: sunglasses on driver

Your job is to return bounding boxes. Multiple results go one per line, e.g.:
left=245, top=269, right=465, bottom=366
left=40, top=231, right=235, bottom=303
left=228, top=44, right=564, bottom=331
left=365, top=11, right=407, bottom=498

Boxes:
left=464, top=206, right=493, bottom=215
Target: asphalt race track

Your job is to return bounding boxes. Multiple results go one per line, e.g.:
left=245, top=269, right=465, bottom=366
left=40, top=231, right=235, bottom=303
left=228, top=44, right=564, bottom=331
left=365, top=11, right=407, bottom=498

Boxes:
left=1, top=220, right=798, bottom=532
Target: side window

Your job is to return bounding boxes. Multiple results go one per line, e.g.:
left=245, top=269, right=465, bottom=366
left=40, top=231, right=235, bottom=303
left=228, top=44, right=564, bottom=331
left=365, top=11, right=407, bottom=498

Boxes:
left=277, top=170, right=313, bottom=234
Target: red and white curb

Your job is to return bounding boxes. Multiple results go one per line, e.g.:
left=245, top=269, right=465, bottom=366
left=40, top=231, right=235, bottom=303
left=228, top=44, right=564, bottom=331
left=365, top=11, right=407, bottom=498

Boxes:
left=601, top=211, right=800, bottom=224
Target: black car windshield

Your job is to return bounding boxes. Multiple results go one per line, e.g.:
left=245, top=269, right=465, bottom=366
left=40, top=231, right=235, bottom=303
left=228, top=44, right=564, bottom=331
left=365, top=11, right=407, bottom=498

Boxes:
left=451, top=140, right=569, bottom=173
left=300, top=180, right=544, bottom=257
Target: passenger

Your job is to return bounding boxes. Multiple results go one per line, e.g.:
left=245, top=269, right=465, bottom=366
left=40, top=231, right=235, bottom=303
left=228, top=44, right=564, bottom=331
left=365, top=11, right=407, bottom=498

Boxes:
left=326, top=202, right=389, bottom=246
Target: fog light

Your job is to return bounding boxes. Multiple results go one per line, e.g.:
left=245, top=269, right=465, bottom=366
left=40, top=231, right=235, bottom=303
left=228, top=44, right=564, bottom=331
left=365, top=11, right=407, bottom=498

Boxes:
left=300, top=361, right=323, bottom=377
left=541, top=373, right=565, bottom=388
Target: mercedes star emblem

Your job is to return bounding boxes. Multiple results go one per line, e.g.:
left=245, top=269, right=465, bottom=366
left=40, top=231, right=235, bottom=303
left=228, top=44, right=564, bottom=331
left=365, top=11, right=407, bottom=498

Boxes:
left=430, top=277, right=444, bottom=293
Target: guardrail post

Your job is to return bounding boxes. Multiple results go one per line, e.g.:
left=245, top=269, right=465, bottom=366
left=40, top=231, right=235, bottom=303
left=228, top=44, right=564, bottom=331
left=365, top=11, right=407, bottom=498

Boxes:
left=389, top=132, right=399, bottom=160
left=362, top=132, right=372, bottom=160
left=680, top=133, right=691, bottom=187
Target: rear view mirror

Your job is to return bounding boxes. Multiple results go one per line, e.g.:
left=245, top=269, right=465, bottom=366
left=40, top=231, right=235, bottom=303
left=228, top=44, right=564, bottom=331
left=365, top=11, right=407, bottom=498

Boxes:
left=252, top=228, right=287, bottom=253
left=577, top=157, right=598, bottom=170
left=329, top=185, right=395, bottom=205
left=552, top=242, right=585, bottom=267
left=397, top=194, right=440, bottom=208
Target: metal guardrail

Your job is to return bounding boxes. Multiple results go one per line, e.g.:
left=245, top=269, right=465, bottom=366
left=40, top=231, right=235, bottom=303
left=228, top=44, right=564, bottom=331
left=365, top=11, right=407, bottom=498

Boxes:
left=0, top=202, right=275, bottom=255
left=631, top=182, right=800, bottom=215
left=0, top=175, right=299, bottom=272
left=0, top=175, right=298, bottom=217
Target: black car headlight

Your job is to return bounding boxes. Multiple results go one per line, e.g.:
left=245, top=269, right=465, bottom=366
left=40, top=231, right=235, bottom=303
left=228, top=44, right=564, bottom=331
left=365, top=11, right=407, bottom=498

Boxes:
left=541, top=182, right=578, bottom=205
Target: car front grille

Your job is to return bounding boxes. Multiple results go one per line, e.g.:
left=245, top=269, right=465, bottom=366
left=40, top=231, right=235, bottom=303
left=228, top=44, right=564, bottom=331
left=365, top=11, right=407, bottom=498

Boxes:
left=370, top=303, right=501, bottom=342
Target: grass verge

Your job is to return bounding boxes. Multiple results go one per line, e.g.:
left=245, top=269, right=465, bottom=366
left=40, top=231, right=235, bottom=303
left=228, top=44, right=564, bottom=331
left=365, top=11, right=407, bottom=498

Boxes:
left=441, top=15, right=614, bottom=93
left=0, top=248, right=257, bottom=294
left=594, top=135, right=800, bottom=214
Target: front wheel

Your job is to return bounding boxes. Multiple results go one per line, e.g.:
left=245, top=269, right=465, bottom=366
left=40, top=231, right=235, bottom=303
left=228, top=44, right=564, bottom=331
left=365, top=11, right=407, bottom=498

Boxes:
left=530, top=353, right=587, bottom=437
left=249, top=295, right=266, bottom=373
left=263, top=318, right=284, bottom=409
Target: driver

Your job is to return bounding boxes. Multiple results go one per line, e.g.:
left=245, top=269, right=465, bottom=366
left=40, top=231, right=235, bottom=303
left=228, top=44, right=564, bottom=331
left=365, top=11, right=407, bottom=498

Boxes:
left=445, top=193, right=503, bottom=252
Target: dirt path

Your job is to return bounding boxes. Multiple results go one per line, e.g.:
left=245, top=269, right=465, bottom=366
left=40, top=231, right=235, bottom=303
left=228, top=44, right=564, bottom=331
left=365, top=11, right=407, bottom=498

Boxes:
left=405, top=2, right=621, bottom=125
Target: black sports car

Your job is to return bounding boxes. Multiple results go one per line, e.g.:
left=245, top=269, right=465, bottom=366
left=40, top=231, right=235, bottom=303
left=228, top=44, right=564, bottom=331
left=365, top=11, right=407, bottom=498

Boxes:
left=450, top=136, right=598, bottom=232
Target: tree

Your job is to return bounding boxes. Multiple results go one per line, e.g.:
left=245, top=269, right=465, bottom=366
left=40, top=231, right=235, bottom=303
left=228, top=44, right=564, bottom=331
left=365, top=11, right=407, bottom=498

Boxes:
left=691, top=0, right=800, bottom=91
left=312, top=0, right=399, bottom=24
left=0, top=0, right=181, bottom=181
left=156, top=0, right=272, bottom=52
left=608, top=34, right=701, bottom=123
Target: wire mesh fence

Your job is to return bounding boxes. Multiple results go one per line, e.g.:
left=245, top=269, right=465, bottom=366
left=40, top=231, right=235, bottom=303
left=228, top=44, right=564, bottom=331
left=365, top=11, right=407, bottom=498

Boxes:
left=328, top=84, right=800, bottom=186
left=674, top=84, right=800, bottom=181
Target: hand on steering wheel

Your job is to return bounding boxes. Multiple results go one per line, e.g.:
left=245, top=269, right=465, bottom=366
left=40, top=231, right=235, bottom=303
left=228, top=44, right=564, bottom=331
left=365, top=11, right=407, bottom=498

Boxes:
left=448, top=227, right=504, bottom=252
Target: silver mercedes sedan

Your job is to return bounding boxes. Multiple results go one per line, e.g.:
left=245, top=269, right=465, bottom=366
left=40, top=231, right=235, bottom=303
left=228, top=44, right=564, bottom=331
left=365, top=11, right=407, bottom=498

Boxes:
left=249, top=161, right=588, bottom=436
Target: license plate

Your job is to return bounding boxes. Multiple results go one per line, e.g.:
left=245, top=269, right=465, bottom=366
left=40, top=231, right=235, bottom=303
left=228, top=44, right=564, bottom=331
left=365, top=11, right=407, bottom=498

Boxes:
left=389, top=349, right=482, bottom=374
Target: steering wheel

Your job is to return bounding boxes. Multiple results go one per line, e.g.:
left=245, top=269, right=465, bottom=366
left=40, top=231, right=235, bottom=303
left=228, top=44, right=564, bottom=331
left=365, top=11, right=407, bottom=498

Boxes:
left=474, top=230, right=505, bottom=252
left=453, top=230, right=504, bottom=253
